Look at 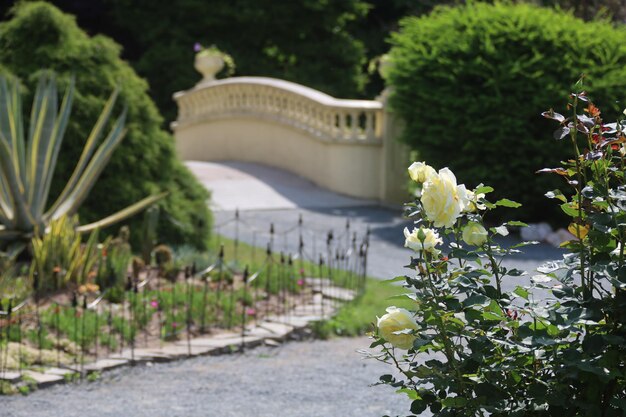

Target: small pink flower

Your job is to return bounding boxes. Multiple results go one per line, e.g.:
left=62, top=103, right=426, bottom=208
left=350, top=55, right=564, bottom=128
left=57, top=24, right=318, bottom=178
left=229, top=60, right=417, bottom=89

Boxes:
left=297, top=279, right=304, bottom=287
left=171, top=322, right=178, bottom=329
left=299, top=268, right=305, bottom=276
left=150, top=300, right=159, bottom=309
left=246, top=308, right=256, bottom=316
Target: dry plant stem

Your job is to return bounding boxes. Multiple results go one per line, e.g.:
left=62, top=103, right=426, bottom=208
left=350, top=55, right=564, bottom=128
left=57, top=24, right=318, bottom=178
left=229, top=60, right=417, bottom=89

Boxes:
left=388, top=346, right=417, bottom=386
left=570, top=99, right=588, bottom=298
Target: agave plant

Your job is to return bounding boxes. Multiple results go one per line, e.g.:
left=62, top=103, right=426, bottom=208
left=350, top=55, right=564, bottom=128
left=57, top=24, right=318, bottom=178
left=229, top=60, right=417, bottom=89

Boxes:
left=30, top=215, right=105, bottom=291
left=0, top=73, right=165, bottom=254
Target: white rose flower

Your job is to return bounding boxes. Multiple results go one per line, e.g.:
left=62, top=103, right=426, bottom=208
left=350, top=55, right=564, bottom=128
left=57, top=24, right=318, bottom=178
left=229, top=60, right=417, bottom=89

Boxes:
left=462, top=222, right=488, bottom=246
left=421, top=168, right=464, bottom=228
left=457, top=184, right=472, bottom=213
left=408, top=162, right=437, bottom=183
left=459, top=187, right=486, bottom=213
left=404, top=226, right=442, bottom=255
left=377, top=306, right=419, bottom=350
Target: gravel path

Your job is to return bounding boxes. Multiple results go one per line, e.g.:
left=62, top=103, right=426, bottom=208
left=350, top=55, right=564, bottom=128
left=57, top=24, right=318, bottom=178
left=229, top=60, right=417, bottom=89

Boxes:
left=0, top=338, right=413, bottom=417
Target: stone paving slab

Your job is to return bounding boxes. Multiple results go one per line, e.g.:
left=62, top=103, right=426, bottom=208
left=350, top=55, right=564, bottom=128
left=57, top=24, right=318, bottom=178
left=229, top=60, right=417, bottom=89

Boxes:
left=127, top=349, right=173, bottom=363
left=267, top=315, right=327, bottom=327
left=151, top=344, right=218, bottom=359
left=174, top=335, right=264, bottom=350
left=263, top=339, right=282, bottom=347
left=0, top=371, right=21, bottom=383
left=244, top=327, right=286, bottom=341
left=321, top=287, right=355, bottom=301
left=109, top=350, right=155, bottom=363
left=83, top=358, right=128, bottom=373
left=208, top=332, right=242, bottom=340
left=44, top=367, right=77, bottom=377
left=257, top=321, right=294, bottom=336
left=22, top=371, right=64, bottom=388
left=291, top=304, right=333, bottom=316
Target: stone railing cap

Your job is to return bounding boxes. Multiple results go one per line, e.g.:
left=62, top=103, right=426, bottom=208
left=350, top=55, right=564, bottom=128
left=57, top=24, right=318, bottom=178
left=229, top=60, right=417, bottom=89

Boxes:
left=174, top=76, right=383, bottom=110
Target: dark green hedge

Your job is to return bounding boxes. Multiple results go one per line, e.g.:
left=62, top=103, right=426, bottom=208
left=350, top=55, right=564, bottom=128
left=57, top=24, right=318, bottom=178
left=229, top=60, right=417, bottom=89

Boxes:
left=103, top=0, right=369, bottom=123
left=0, top=2, right=211, bottom=249
left=387, top=2, right=626, bottom=223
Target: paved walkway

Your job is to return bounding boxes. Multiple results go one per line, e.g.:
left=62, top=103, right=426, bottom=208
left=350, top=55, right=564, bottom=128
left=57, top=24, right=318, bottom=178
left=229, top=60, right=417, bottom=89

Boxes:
left=188, top=161, right=376, bottom=211
left=192, top=161, right=564, bottom=286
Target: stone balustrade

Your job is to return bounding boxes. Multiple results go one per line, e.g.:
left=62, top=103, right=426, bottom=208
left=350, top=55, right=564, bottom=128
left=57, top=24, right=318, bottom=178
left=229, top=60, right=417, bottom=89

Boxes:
left=173, top=75, right=407, bottom=204
left=173, top=77, right=383, bottom=143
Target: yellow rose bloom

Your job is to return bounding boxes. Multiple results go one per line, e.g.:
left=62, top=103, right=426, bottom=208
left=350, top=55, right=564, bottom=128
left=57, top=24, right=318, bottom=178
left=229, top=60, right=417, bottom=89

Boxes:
left=408, top=162, right=437, bottom=183
left=377, top=306, right=419, bottom=350
left=421, top=168, right=464, bottom=228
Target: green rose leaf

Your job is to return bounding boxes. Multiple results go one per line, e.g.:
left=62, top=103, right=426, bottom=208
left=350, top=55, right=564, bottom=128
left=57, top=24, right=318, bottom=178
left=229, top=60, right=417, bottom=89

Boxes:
left=442, top=397, right=468, bottom=408
left=474, top=185, right=494, bottom=194
left=507, top=220, right=528, bottom=227
left=514, top=286, right=529, bottom=300
left=410, top=399, right=428, bottom=414
left=560, top=203, right=579, bottom=217
left=495, top=198, right=522, bottom=208
left=545, top=189, right=567, bottom=202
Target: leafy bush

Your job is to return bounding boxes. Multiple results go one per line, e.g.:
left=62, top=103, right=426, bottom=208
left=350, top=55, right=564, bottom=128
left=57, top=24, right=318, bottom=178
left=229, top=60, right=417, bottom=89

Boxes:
left=0, top=2, right=211, bottom=249
left=97, top=0, right=369, bottom=122
left=371, top=93, right=626, bottom=415
left=386, top=2, right=626, bottom=224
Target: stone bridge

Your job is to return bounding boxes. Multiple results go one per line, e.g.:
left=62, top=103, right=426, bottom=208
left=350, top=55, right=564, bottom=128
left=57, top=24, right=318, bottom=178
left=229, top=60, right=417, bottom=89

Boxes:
left=172, top=64, right=408, bottom=204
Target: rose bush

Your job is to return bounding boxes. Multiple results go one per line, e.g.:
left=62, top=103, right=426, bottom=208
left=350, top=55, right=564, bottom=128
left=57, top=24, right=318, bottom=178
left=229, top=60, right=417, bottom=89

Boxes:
left=370, top=89, right=626, bottom=416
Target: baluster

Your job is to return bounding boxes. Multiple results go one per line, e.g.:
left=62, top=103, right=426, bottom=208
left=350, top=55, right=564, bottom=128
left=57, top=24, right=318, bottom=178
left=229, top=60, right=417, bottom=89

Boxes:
left=337, top=110, right=347, bottom=140
left=328, top=111, right=335, bottom=137
left=306, top=103, right=312, bottom=126
left=289, top=98, right=295, bottom=123
left=375, top=110, right=383, bottom=139
left=298, top=98, right=304, bottom=124
left=298, top=101, right=305, bottom=124
left=312, top=106, right=320, bottom=134
left=350, top=111, right=359, bottom=140
left=290, top=98, right=296, bottom=120
left=365, top=111, right=375, bottom=140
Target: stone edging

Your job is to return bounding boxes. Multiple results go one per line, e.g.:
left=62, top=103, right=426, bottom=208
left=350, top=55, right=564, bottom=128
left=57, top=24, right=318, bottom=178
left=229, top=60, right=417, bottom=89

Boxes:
left=0, top=285, right=354, bottom=392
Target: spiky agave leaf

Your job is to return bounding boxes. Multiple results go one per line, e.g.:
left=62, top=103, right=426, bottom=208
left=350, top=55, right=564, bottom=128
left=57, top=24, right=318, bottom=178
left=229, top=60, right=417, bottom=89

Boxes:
left=76, top=192, right=169, bottom=233
left=0, top=73, right=165, bottom=247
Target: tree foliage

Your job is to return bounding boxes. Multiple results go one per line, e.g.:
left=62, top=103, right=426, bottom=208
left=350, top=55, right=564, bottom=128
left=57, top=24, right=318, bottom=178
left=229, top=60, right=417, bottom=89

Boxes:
left=387, top=2, right=626, bottom=223
left=61, top=0, right=370, bottom=123
left=0, top=2, right=211, bottom=249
